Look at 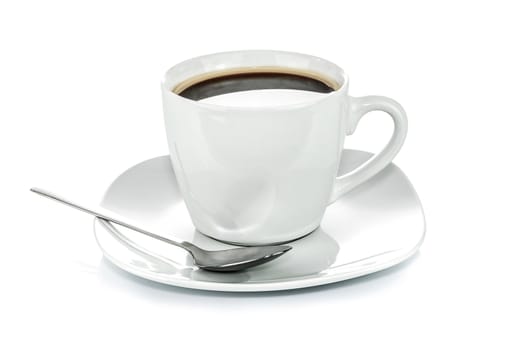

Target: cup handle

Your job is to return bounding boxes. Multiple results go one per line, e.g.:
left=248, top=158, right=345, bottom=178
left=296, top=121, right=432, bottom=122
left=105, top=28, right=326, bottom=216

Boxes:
left=329, top=95, right=408, bottom=203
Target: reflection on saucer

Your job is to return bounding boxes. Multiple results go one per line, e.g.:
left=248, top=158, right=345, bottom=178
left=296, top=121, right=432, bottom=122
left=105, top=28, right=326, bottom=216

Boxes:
left=245, top=227, right=339, bottom=280
left=189, top=227, right=340, bottom=281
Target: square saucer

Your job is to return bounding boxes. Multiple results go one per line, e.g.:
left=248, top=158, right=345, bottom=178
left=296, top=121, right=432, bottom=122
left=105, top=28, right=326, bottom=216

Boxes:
left=94, top=150, right=425, bottom=292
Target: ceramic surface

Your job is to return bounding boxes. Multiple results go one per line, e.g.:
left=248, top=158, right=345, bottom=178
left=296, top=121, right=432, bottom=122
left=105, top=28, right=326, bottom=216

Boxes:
left=161, top=50, right=408, bottom=245
left=94, top=150, right=425, bottom=292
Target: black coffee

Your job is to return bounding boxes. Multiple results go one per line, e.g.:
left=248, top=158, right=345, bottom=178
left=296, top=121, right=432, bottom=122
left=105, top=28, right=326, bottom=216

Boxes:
left=174, top=68, right=337, bottom=101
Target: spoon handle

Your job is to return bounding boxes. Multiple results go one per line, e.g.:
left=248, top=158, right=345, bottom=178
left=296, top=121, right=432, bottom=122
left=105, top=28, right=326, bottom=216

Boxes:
left=30, top=187, right=189, bottom=251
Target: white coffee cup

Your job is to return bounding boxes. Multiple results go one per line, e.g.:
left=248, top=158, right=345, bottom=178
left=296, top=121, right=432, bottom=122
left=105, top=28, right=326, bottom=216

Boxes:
left=161, top=50, right=407, bottom=245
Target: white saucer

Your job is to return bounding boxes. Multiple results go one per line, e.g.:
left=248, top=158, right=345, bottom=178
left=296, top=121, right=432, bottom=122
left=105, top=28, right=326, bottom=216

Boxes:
left=94, top=150, right=425, bottom=292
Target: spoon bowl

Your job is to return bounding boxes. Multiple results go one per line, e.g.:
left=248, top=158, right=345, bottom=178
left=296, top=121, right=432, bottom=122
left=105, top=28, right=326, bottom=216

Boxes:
left=184, top=242, right=292, bottom=272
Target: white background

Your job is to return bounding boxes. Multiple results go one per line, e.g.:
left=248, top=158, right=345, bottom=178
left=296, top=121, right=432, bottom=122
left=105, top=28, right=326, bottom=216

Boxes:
left=1, top=0, right=524, bottom=348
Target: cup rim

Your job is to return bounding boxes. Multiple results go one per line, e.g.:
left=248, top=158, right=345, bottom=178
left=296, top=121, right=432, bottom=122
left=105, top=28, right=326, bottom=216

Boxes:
left=161, top=50, right=349, bottom=111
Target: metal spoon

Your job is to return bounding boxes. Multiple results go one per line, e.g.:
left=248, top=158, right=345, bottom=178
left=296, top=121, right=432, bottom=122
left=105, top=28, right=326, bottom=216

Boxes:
left=30, top=187, right=292, bottom=272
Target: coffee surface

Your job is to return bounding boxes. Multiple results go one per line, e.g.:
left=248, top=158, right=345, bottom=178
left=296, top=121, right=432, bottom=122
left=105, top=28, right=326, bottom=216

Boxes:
left=174, top=68, right=338, bottom=101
